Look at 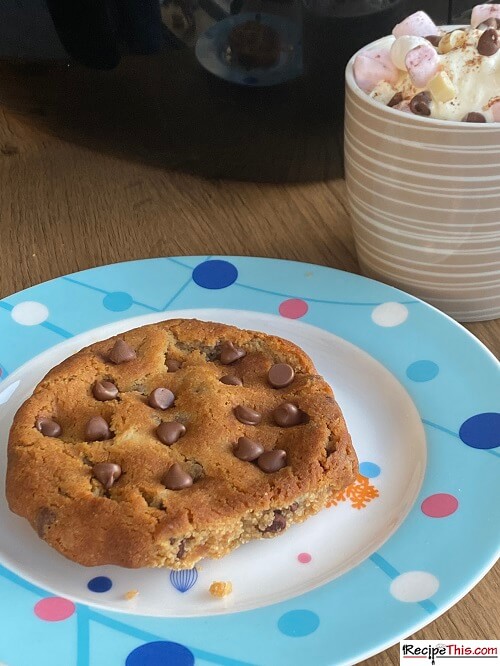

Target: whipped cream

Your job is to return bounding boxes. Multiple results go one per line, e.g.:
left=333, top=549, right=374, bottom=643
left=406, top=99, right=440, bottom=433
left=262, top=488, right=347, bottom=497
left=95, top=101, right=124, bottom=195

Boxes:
left=371, top=28, right=500, bottom=121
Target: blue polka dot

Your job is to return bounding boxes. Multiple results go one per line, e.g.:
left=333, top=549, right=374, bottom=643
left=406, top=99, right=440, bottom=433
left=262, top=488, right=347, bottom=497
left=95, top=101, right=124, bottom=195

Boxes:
left=192, top=260, right=238, bottom=290
left=243, top=76, right=258, bottom=85
left=126, top=641, right=194, bottom=666
left=103, top=291, right=133, bottom=312
left=278, top=610, right=320, bottom=637
left=0, top=364, right=7, bottom=380
left=87, top=576, right=112, bottom=593
left=406, top=360, right=439, bottom=382
left=359, top=462, right=381, bottom=478
left=459, top=412, right=500, bottom=450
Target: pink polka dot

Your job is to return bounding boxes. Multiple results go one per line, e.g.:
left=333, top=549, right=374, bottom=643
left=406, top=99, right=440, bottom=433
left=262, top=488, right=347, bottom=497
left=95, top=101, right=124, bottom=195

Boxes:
left=279, top=299, right=308, bottom=319
left=34, top=597, right=75, bottom=622
left=298, top=552, right=312, bottom=564
left=421, top=493, right=458, bottom=518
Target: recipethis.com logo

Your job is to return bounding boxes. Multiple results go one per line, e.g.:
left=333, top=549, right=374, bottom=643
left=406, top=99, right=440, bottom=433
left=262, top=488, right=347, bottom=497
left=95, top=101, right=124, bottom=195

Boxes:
left=400, top=640, right=499, bottom=665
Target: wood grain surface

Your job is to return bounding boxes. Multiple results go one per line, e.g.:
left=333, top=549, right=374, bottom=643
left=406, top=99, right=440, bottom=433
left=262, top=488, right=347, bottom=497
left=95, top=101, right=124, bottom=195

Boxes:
left=0, top=60, right=498, bottom=665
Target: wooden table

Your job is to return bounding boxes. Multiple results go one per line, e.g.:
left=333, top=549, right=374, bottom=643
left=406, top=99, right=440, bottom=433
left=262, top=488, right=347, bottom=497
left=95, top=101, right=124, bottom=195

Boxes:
left=0, top=54, right=498, bottom=666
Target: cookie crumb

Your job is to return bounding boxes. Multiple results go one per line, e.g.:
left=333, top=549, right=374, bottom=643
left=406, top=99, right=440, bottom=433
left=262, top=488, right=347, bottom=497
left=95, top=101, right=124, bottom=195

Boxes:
left=124, top=589, right=139, bottom=600
left=209, top=581, right=232, bottom=598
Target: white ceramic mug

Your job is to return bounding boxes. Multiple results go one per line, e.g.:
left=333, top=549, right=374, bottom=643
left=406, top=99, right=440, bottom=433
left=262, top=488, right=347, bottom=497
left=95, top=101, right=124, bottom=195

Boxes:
left=344, top=35, right=500, bottom=322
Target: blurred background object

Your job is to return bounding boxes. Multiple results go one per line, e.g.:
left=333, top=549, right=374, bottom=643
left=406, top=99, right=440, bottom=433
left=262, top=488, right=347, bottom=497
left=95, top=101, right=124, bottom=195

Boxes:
left=0, top=0, right=473, bottom=181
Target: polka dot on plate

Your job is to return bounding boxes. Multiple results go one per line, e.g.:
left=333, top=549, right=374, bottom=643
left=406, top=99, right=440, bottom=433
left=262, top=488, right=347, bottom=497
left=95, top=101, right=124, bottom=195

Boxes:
left=34, top=597, right=75, bottom=622
left=390, top=571, right=439, bottom=603
left=459, top=412, right=500, bottom=450
left=371, top=302, right=408, bottom=327
left=279, top=298, right=308, bottom=319
left=11, top=301, right=49, bottom=326
left=278, top=610, right=320, bottom=637
left=103, top=291, right=133, bottom=312
left=126, top=641, right=194, bottom=666
left=359, top=462, right=381, bottom=479
left=87, top=576, right=112, bottom=593
left=192, top=260, right=238, bottom=290
left=421, top=493, right=458, bottom=518
left=406, top=360, right=439, bottom=382
left=298, top=553, right=312, bottom=564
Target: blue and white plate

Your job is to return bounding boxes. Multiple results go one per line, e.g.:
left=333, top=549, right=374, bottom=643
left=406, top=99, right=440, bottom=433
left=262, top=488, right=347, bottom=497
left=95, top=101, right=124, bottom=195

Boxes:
left=0, top=257, right=498, bottom=666
left=195, top=13, right=302, bottom=87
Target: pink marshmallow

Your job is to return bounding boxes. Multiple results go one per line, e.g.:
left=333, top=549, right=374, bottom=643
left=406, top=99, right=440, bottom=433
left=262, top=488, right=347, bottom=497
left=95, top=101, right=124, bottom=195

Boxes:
left=405, top=44, right=439, bottom=88
left=491, top=99, right=500, bottom=122
left=353, top=47, right=399, bottom=93
left=471, top=4, right=500, bottom=28
left=393, top=11, right=439, bottom=38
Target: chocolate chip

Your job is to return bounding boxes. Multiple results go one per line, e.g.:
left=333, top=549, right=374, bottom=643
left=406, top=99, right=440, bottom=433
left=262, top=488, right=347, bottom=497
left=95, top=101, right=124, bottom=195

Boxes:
left=163, top=462, right=193, bottom=490
left=148, top=387, right=175, bottom=410
left=156, top=421, right=186, bottom=445
left=289, top=502, right=299, bottom=512
left=85, top=416, right=112, bottom=441
left=478, top=28, right=499, bottom=56
left=108, top=339, right=136, bottom=364
left=257, top=449, right=287, bottom=473
left=233, top=436, right=265, bottom=461
left=387, top=91, right=404, bottom=108
left=93, top=462, right=122, bottom=489
left=478, top=18, right=499, bottom=29
left=233, top=405, right=262, bottom=425
left=177, top=539, right=187, bottom=559
left=462, top=112, right=487, bottom=123
left=35, top=507, right=56, bottom=537
left=166, top=359, right=182, bottom=372
left=189, top=461, right=204, bottom=481
left=273, top=403, right=304, bottom=427
left=220, top=375, right=243, bottom=386
left=268, top=363, right=295, bottom=389
left=388, top=91, right=404, bottom=108
left=263, top=510, right=287, bottom=533
left=410, top=91, right=432, bottom=116
left=35, top=416, right=61, bottom=438
left=220, top=341, right=246, bottom=365
left=93, top=380, right=119, bottom=401
left=425, top=34, right=441, bottom=47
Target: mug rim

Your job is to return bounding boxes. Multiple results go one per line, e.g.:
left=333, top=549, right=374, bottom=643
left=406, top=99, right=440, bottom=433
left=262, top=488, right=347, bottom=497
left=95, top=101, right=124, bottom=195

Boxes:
left=344, top=26, right=500, bottom=130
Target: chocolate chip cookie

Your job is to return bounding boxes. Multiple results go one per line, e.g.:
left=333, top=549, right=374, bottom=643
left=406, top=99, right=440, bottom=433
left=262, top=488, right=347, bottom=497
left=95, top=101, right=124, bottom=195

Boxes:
left=6, top=319, right=358, bottom=569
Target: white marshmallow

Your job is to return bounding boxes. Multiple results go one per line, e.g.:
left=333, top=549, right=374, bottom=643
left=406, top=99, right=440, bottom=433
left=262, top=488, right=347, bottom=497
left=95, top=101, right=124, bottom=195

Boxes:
left=391, top=35, right=430, bottom=70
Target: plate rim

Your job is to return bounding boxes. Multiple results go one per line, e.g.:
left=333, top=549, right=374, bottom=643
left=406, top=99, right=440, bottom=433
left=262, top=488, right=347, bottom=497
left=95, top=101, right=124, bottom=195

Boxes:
left=0, top=307, right=428, bottom=619
left=0, top=254, right=498, bottom=666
